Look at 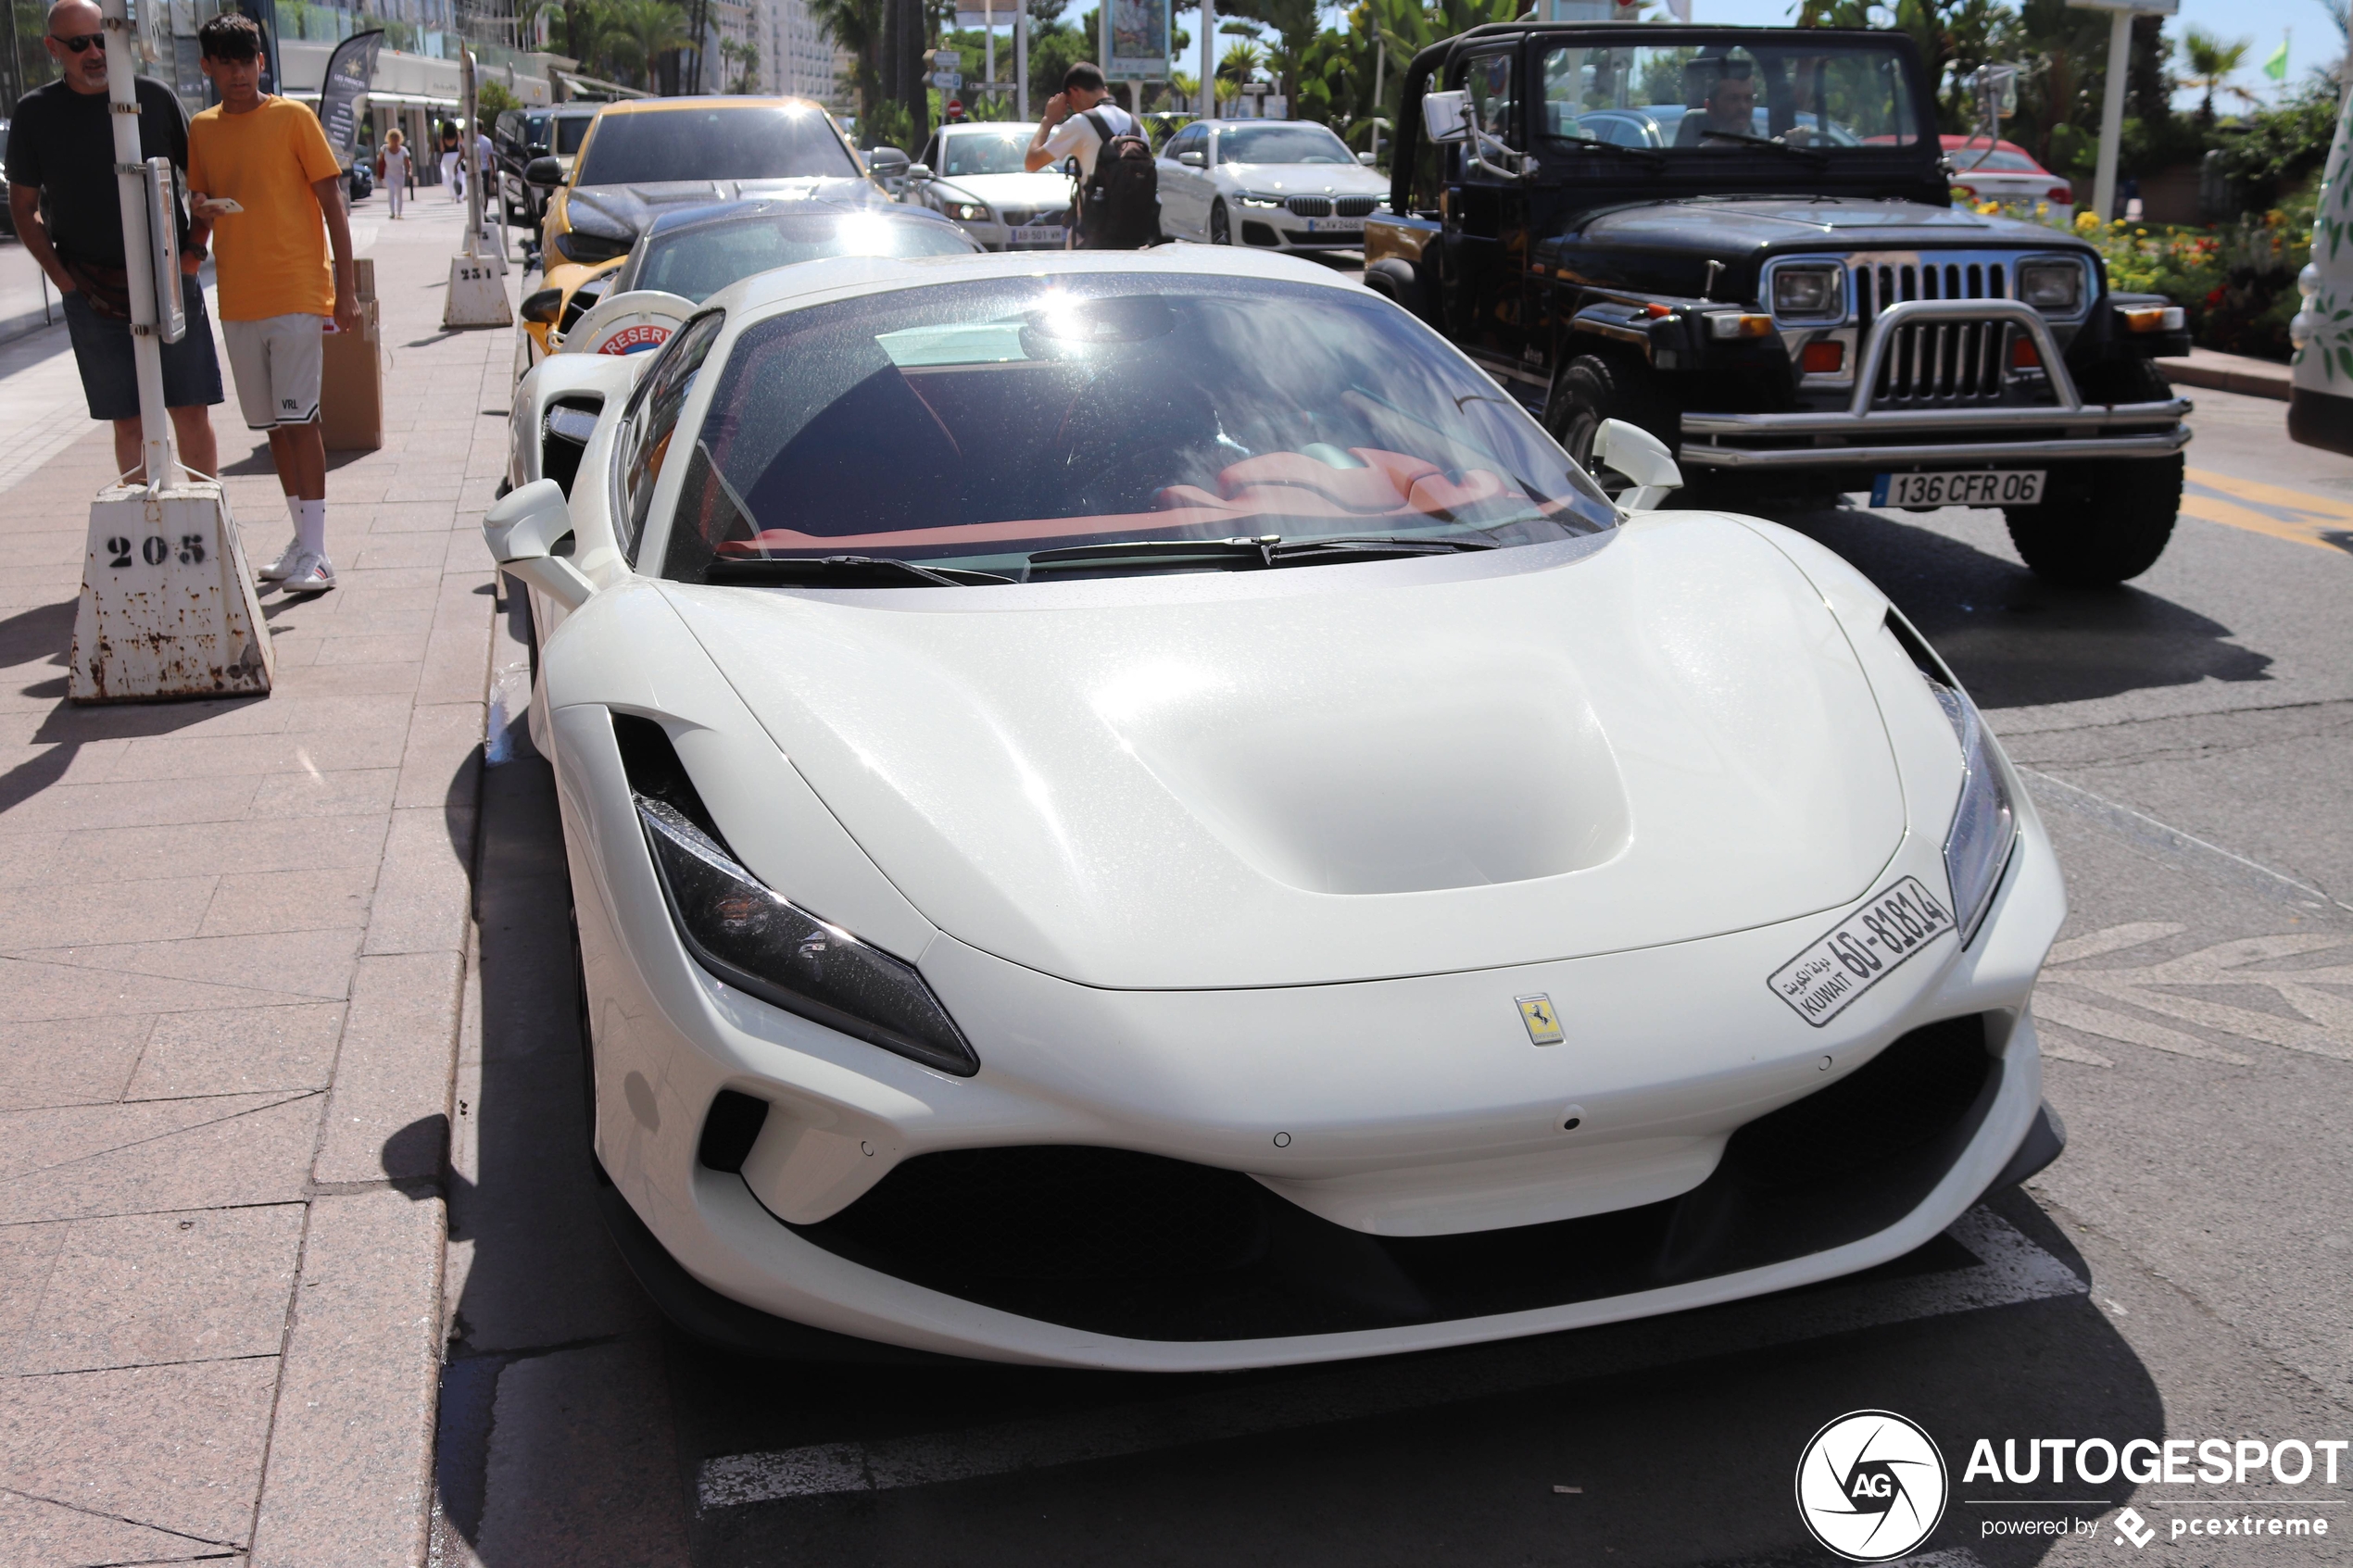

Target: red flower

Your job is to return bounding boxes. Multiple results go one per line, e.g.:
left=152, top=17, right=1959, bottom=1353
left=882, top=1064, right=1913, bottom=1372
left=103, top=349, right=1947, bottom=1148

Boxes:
left=2206, top=286, right=2226, bottom=307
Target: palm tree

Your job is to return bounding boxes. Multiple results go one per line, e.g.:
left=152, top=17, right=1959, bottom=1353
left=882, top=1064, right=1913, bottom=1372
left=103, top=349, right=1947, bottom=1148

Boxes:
left=1218, top=38, right=1264, bottom=89
left=2181, top=28, right=2252, bottom=123
left=809, top=0, right=884, bottom=119
left=604, top=0, right=690, bottom=89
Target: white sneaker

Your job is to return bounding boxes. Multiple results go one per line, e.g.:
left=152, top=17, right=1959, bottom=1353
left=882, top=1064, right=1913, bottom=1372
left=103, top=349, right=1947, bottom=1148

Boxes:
left=279, top=551, right=337, bottom=595
left=258, top=537, right=300, bottom=582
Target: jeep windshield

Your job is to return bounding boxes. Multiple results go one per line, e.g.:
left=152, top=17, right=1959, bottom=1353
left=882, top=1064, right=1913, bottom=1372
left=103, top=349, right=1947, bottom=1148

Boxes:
left=1538, top=39, right=1923, bottom=157
left=660, top=274, right=1618, bottom=584
left=573, top=104, right=859, bottom=186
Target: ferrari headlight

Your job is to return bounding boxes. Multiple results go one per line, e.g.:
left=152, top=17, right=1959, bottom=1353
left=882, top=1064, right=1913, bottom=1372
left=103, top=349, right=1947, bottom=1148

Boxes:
left=1770, top=264, right=1843, bottom=322
left=1926, top=680, right=2016, bottom=945
left=636, top=797, right=978, bottom=1076
left=1237, top=192, right=1286, bottom=208
left=2017, top=258, right=2083, bottom=313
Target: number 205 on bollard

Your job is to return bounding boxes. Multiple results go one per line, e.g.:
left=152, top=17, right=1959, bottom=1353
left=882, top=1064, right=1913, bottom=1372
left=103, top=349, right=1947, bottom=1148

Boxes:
left=68, top=483, right=274, bottom=703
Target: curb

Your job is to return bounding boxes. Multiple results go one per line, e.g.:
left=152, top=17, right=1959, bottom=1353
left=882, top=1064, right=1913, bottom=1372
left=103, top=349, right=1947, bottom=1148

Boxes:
left=2158, top=353, right=2292, bottom=402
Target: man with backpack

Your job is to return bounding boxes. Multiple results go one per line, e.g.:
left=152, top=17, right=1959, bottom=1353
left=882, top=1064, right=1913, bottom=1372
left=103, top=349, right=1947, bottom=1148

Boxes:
left=1024, top=62, right=1159, bottom=249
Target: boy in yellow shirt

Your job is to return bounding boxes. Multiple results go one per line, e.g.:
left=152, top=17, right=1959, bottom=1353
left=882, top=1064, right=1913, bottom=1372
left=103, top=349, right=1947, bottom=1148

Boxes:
left=188, top=11, right=359, bottom=594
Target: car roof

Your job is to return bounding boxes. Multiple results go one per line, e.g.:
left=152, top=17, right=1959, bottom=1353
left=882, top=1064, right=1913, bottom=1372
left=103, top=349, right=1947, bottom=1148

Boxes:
left=1939, top=135, right=2040, bottom=159
left=707, top=245, right=1365, bottom=321
left=593, top=94, right=830, bottom=117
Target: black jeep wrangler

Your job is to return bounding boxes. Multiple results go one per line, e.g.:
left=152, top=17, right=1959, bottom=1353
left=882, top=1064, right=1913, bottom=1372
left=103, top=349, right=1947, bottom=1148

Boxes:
left=1364, top=24, right=2194, bottom=585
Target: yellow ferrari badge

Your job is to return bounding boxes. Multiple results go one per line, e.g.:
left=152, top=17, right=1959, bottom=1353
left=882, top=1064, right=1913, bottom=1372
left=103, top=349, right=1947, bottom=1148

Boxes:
left=1516, top=993, right=1565, bottom=1046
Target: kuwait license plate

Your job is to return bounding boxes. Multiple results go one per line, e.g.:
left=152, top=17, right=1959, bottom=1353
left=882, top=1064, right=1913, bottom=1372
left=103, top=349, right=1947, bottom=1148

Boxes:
left=1768, top=876, right=1957, bottom=1026
left=1010, top=224, right=1065, bottom=246
left=1871, top=469, right=2045, bottom=508
left=1304, top=218, right=1363, bottom=235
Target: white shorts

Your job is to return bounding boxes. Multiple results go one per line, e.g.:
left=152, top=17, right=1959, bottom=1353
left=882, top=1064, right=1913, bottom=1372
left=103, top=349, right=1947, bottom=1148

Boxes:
left=222, top=313, right=324, bottom=430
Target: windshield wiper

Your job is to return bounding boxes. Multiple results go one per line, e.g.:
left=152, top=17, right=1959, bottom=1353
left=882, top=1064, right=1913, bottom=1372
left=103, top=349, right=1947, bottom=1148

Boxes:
left=1696, top=130, right=1829, bottom=168
left=704, top=554, right=1013, bottom=587
left=1026, top=534, right=1498, bottom=572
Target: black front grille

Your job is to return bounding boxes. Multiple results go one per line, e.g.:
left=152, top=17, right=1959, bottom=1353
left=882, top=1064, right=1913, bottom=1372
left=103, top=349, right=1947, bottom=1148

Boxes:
left=1334, top=195, right=1378, bottom=218
left=788, top=1015, right=2004, bottom=1341
left=1285, top=194, right=1332, bottom=217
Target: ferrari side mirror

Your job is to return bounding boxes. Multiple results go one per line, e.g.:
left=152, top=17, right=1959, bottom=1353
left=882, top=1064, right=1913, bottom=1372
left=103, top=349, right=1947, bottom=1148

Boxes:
left=1592, top=420, right=1683, bottom=512
left=484, top=478, right=595, bottom=608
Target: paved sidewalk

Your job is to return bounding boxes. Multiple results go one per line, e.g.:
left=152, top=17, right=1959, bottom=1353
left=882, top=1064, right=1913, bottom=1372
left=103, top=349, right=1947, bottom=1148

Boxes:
left=0, top=197, right=509, bottom=1566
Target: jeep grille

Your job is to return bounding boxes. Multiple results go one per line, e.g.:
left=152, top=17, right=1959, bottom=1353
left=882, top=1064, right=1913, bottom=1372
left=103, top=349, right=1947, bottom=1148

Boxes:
left=1854, top=257, right=2040, bottom=408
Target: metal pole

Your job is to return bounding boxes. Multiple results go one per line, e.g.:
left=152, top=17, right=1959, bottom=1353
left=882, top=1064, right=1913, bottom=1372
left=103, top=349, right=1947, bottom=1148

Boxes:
left=1203, top=0, right=1217, bottom=117
left=985, top=0, right=993, bottom=100
left=1015, top=4, right=1026, bottom=118
left=1371, top=33, right=1382, bottom=162
left=462, top=47, right=482, bottom=257
left=2092, top=6, right=2131, bottom=224
left=99, top=0, right=176, bottom=491
left=1099, top=0, right=1108, bottom=83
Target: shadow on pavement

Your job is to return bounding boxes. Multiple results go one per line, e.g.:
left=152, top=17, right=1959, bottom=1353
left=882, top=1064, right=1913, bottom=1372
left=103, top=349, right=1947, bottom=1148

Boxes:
left=1770, top=503, right=2273, bottom=709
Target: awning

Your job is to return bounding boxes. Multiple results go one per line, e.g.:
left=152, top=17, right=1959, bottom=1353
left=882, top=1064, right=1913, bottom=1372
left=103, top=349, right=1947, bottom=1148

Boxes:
left=283, top=88, right=462, bottom=107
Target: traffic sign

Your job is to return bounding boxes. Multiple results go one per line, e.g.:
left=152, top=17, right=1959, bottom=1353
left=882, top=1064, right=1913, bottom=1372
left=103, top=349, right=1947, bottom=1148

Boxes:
left=931, top=70, right=963, bottom=89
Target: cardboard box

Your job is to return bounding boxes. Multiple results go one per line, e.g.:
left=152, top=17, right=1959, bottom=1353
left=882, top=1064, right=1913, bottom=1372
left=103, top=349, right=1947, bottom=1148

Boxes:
left=321, top=294, right=382, bottom=452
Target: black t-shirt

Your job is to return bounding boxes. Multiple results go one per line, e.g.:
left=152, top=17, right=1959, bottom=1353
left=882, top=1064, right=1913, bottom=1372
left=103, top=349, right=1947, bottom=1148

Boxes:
left=4, top=75, right=192, bottom=269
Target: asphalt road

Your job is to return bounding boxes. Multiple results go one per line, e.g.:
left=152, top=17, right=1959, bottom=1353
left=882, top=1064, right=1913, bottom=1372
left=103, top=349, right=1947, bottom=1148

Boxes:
left=432, top=383, right=2353, bottom=1568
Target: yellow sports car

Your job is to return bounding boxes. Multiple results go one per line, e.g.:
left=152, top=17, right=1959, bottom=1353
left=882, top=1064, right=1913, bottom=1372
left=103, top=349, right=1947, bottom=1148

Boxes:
left=517, top=95, right=887, bottom=373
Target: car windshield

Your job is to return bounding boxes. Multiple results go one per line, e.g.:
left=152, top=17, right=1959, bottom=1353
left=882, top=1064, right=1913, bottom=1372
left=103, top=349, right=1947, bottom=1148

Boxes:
left=575, top=105, right=857, bottom=185
left=941, top=129, right=1034, bottom=176
left=1216, top=124, right=1354, bottom=165
left=555, top=115, right=593, bottom=155
left=635, top=213, right=975, bottom=302
left=1541, top=39, right=1922, bottom=153
left=660, top=274, right=1617, bottom=583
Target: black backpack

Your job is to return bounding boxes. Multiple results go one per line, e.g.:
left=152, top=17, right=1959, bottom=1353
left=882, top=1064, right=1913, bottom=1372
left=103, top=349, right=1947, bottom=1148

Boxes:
left=1076, top=109, right=1161, bottom=250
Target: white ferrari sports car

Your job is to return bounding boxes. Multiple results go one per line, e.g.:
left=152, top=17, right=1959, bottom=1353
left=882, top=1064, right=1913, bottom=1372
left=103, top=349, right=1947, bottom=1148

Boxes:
left=485, top=246, right=2067, bottom=1372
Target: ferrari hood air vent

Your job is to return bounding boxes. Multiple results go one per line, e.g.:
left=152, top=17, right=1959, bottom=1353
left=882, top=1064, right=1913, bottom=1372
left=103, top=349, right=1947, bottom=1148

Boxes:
left=612, top=711, right=730, bottom=848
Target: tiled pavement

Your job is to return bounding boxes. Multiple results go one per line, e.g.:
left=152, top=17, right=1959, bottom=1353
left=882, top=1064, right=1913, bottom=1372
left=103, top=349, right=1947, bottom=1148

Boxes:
left=0, top=199, right=510, bottom=1567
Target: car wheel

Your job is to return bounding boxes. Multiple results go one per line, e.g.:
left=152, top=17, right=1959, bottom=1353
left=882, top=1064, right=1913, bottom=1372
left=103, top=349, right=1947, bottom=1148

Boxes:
left=1545, top=351, right=1675, bottom=478
left=1209, top=200, right=1231, bottom=245
left=2003, top=454, right=2182, bottom=585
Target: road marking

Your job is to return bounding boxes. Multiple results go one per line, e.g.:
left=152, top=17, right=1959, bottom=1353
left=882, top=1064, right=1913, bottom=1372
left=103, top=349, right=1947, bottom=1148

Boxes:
left=696, top=1208, right=2084, bottom=1512
left=2040, top=926, right=2353, bottom=1064
left=2182, top=469, right=2353, bottom=555
left=2020, top=770, right=2347, bottom=914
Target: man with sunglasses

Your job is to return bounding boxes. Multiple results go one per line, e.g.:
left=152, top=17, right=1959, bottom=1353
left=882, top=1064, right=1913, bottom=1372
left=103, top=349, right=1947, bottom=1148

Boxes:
left=4, top=0, right=223, bottom=483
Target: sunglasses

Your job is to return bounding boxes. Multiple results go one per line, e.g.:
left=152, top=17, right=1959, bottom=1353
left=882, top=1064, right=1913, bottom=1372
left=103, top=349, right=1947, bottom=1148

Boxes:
left=52, top=32, right=103, bottom=52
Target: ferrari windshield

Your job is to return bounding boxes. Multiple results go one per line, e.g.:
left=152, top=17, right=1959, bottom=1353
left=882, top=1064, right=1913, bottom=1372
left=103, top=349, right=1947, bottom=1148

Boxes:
left=630, top=213, right=975, bottom=302
left=660, top=274, right=1617, bottom=583
left=573, top=105, right=859, bottom=185
left=1537, top=39, right=1923, bottom=151
left=940, top=129, right=1035, bottom=177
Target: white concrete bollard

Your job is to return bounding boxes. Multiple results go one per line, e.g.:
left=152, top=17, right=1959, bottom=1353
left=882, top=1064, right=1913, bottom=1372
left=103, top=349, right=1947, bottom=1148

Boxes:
left=69, top=481, right=273, bottom=703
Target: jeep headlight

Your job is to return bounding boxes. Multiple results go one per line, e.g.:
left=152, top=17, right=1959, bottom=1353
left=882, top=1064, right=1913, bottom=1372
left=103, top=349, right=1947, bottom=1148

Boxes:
left=1926, top=677, right=2016, bottom=945
left=1770, top=264, right=1843, bottom=322
left=637, top=797, right=978, bottom=1075
left=2017, top=258, right=2084, bottom=313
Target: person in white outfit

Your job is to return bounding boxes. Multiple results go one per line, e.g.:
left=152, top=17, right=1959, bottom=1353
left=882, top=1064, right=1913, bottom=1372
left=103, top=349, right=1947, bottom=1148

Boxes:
left=439, top=122, right=461, bottom=199
left=379, top=127, right=409, bottom=219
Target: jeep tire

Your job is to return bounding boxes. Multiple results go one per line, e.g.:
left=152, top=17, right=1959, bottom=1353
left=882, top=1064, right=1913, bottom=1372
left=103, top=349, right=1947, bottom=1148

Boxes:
left=1545, top=352, right=1674, bottom=479
left=2003, top=454, right=2183, bottom=586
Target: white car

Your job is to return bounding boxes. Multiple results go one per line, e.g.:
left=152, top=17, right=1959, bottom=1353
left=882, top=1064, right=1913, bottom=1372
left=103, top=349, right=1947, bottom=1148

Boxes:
left=1157, top=119, right=1390, bottom=249
left=1943, top=136, right=2077, bottom=227
left=484, top=247, right=2066, bottom=1372
left=909, top=122, right=1076, bottom=250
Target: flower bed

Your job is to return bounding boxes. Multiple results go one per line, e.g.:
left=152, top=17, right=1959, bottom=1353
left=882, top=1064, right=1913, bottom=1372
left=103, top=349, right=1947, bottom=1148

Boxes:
left=2069, top=204, right=2312, bottom=362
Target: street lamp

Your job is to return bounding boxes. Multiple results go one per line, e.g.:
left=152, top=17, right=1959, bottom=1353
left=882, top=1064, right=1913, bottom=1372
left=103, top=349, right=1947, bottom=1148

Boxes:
left=2067, top=0, right=2178, bottom=226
